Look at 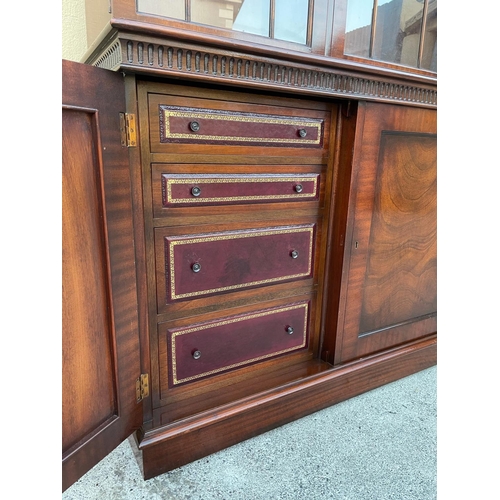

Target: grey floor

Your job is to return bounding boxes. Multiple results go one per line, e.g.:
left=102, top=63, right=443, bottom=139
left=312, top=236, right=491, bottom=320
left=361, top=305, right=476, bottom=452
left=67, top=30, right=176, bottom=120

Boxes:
left=63, top=365, right=436, bottom=500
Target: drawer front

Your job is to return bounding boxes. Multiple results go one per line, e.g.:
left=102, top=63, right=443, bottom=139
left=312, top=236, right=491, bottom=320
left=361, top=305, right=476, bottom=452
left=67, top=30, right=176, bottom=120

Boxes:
left=164, top=225, right=315, bottom=302
left=168, top=301, right=309, bottom=386
left=159, top=105, right=324, bottom=148
left=161, top=173, right=320, bottom=207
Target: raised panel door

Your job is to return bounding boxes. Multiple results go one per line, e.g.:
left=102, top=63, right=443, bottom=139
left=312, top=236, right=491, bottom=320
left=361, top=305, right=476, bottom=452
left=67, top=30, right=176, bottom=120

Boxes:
left=62, top=60, right=142, bottom=491
left=333, top=101, right=437, bottom=363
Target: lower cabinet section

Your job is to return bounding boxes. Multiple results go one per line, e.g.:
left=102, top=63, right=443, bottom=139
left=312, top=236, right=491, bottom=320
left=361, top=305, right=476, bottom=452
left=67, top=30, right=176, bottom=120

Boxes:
left=62, top=62, right=437, bottom=491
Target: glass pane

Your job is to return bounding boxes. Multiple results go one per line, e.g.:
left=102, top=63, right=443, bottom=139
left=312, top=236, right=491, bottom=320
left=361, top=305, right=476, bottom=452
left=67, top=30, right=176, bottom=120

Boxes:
left=274, top=0, right=309, bottom=44
left=232, top=0, right=270, bottom=36
left=421, top=0, right=437, bottom=71
left=344, top=0, right=374, bottom=59
left=137, top=0, right=185, bottom=20
left=192, top=0, right=270, bottom=37
left=372, top=0, right=424, bottom=67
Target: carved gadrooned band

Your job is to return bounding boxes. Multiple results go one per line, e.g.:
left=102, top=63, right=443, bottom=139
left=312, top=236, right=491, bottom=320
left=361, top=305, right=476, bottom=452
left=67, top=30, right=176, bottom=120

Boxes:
left=90, top=37, right=437, bottom=108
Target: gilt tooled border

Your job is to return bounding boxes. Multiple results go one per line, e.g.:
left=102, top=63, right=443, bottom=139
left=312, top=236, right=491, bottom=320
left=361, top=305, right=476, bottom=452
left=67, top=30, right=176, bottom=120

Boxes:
left=167, top=226, right=314, bottom=301
left=170, top=302, right=309, bottom=385
left=160, top=107, right=323, bottom=145
left=163, top=175, right=319, bottom=205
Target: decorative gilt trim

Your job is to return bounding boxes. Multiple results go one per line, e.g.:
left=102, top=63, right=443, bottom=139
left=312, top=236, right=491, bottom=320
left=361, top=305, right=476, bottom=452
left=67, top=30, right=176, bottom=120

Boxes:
left=170, top=302, right=309, bottom=385
left=162, top=174, right=319, bottom=205
left=160, top=106, right=323, bottom=146
left=90, top=34, right=437, bottom=108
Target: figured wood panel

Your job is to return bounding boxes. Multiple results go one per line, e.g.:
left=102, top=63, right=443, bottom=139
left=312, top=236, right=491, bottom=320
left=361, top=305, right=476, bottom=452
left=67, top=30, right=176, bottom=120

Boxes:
left=62, top=108, right=116, bottom=452
left=62, top=60, right=142, bottom=491
left=333, top=102, right=437, bottom=363
left=359, top=132, right=437, bottom=334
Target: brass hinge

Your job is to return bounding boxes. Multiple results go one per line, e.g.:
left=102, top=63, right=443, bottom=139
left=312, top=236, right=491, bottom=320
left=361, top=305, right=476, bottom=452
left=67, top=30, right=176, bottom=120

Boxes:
left=136, top=373, right=149, bottom=403
left=119, top=113, right=137, bottom=147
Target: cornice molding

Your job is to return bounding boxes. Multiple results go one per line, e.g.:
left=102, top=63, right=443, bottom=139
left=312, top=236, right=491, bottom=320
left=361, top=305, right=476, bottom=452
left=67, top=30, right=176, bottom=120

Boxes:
left=88, top=32, right=437, bottom=109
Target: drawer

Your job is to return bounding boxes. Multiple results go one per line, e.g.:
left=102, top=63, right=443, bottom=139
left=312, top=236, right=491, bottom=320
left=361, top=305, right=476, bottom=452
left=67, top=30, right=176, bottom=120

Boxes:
left=147, top=92, right=331, bottom=156
left=160, top=224, right=315, bottom=303
left=159, top=105, right=324, bottom=148
left=167, top=301, right=310, bottom=386
left=160, top=173, right=320, bottom=207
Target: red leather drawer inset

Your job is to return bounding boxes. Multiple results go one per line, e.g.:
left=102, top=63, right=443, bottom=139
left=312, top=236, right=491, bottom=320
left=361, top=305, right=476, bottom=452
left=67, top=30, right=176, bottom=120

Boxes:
left=164, top=225, right=315, bottom=302
left=159, top=106, right=324, bottom=148
left=168, top=302, right=309, bottom=385
left=162, top=174, right=319, bottom=207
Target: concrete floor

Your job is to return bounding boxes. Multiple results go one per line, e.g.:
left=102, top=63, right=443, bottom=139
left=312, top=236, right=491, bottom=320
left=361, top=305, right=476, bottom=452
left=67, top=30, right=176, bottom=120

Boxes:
left=63, top=365, right=437, bottom=500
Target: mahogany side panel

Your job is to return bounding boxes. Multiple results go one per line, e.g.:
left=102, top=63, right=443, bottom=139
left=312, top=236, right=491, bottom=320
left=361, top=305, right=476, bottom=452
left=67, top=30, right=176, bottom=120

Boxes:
left=320, top=101, right=358, bottom=364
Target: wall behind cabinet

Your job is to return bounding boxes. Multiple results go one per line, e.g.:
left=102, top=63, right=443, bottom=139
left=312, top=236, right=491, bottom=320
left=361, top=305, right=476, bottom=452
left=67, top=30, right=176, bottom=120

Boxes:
left=62, top=0, right=87, bottom=60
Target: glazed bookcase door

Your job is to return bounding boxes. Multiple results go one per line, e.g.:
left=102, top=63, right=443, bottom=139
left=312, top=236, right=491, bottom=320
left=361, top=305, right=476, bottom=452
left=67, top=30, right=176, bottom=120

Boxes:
left=62, top=60, right=142, bottom=491
left=335, top=101, right=437, bottom=363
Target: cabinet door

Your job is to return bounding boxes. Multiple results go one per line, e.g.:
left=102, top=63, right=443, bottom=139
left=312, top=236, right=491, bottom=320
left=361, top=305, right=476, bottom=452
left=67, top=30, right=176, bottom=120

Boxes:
left=62, top=60, right=142, bottom=491
left=335, top=102, right=437, bottom=363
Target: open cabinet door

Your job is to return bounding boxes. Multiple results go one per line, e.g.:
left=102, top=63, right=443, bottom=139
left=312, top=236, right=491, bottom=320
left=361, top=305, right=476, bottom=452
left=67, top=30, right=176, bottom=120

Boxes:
left=62, top=60, right=143, bottom=491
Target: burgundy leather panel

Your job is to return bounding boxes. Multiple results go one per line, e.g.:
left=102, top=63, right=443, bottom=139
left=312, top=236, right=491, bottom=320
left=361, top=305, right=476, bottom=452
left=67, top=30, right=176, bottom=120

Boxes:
left=165, top=225, right=315, bottom=302
left=168, top=302, right=309, bottom=385
left=159, top=106, right=324, bottom=147
left=162, top=174, right=319, bottom=207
